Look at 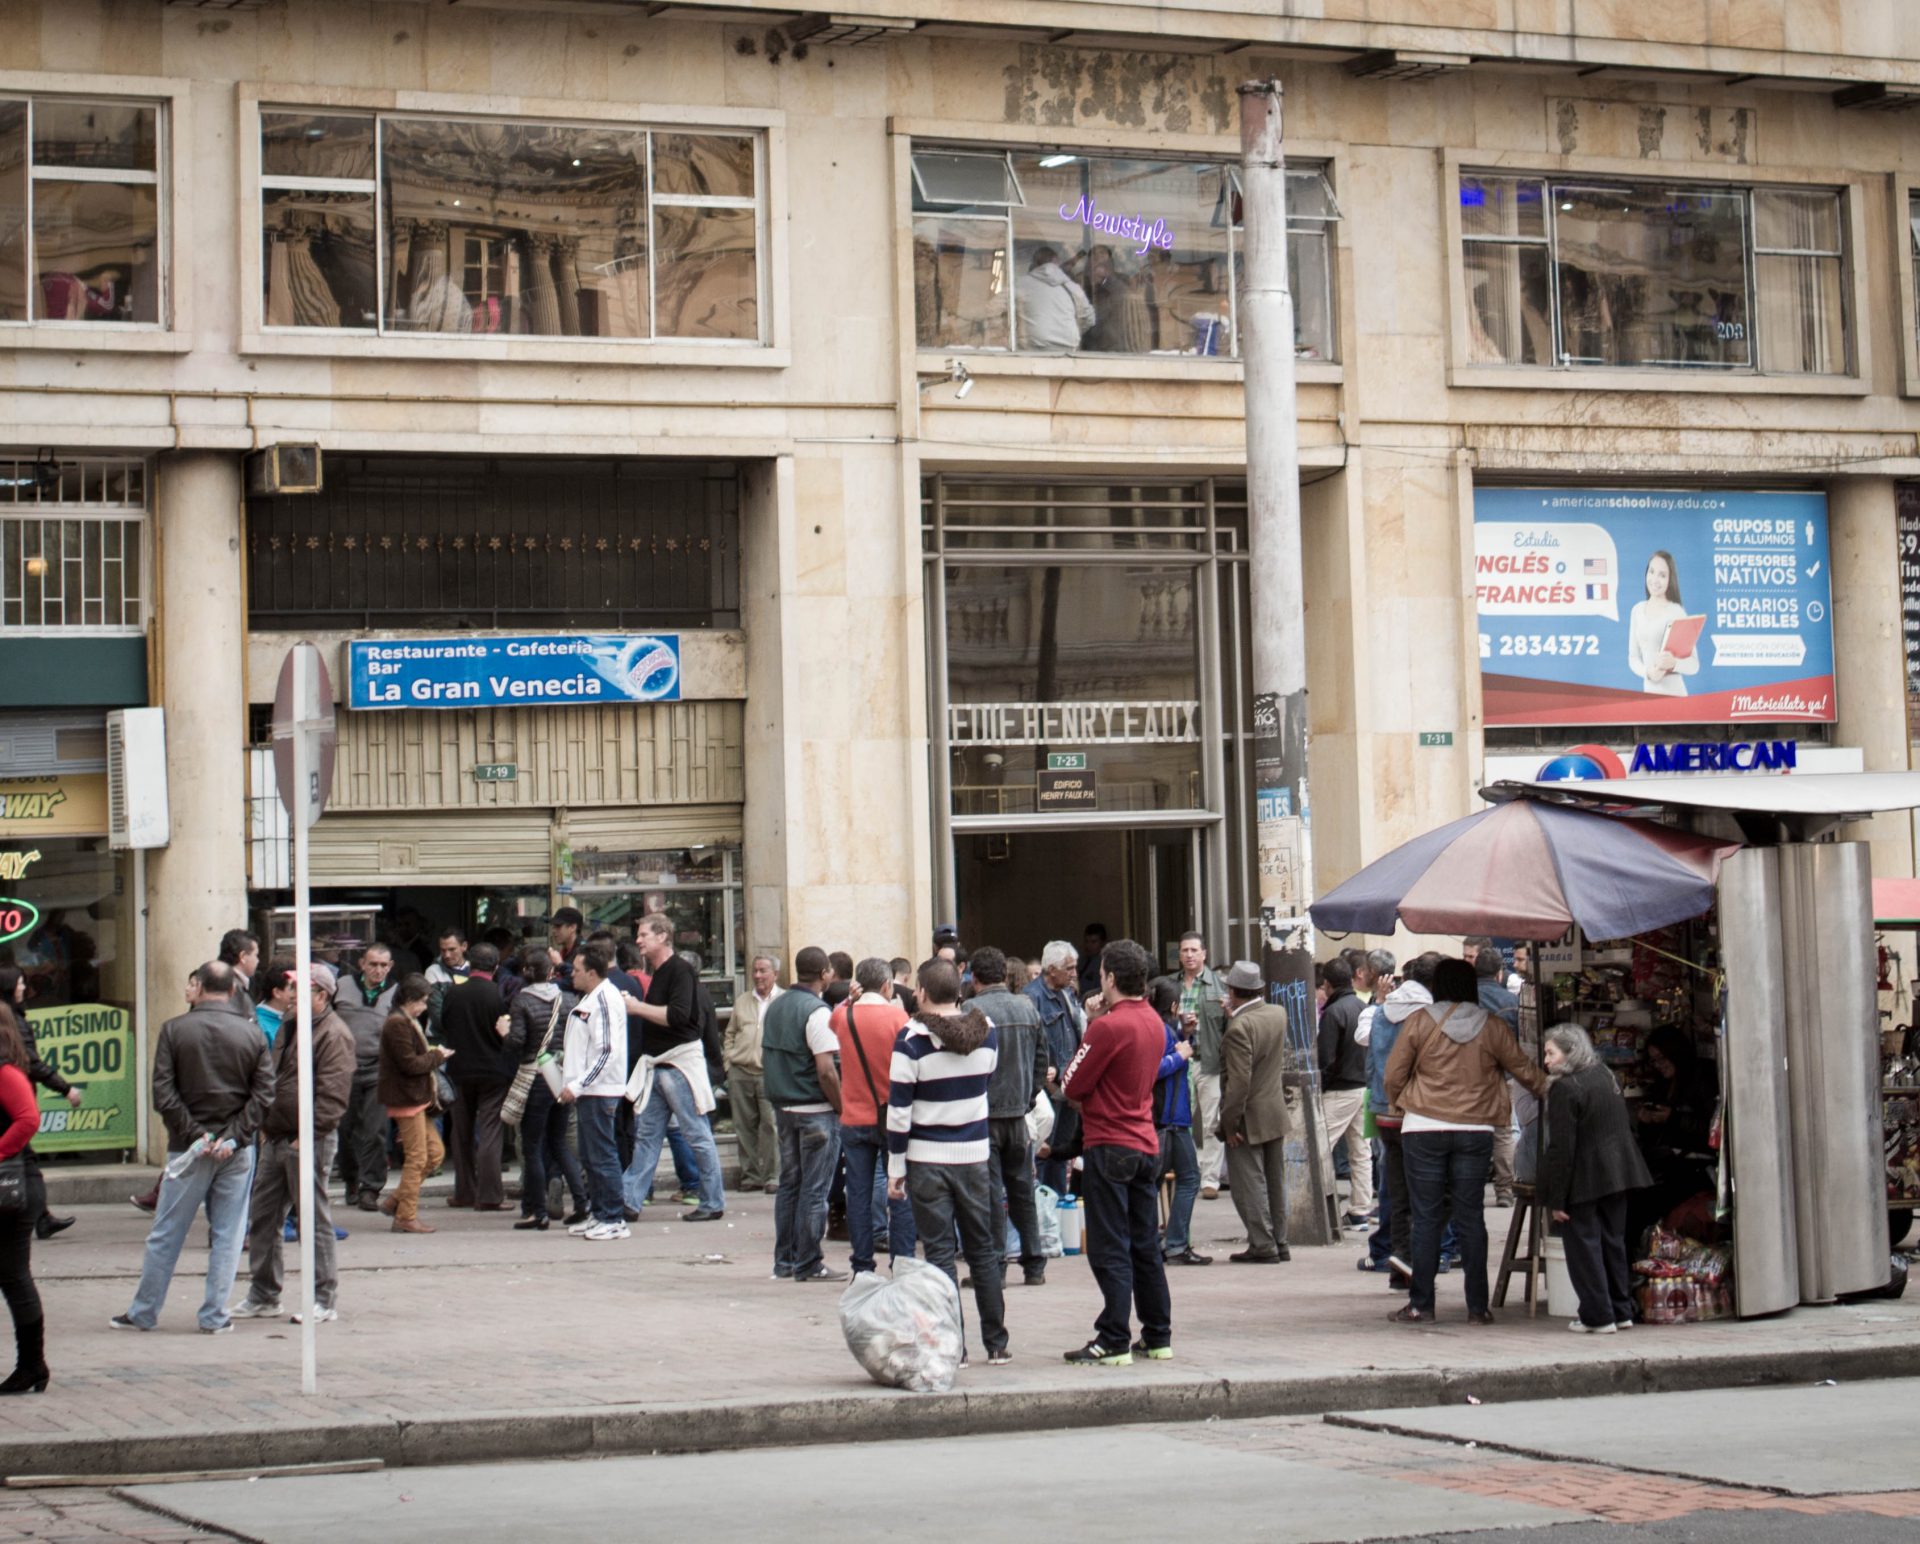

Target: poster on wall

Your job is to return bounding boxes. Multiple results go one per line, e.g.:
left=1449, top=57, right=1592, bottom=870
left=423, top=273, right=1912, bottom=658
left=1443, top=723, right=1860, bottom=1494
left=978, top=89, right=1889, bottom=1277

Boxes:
left=24, top=1002, right=136, bottom=1153
left=1475, top=488, right=1835, bottom=727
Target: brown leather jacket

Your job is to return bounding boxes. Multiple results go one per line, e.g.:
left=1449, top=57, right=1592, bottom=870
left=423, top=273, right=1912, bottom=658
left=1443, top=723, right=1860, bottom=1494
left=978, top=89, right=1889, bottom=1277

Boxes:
left=260, top=1007, right=357, bottom=1141
left=1384, top=1003, right=1546, bottom=1127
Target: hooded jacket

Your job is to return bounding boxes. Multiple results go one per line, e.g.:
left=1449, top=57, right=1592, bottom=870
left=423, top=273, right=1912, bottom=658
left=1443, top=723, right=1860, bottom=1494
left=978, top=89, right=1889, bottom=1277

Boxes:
left=1015, top=261, right=1095, bottom=351
left=1366, top=980, right=1433, bottom=1126
left=885, top=1007, right=997, bottom=1178
left=505, top=980, right=575, bottom=1065
left=1384, top=1001, right=1547, bottom=1129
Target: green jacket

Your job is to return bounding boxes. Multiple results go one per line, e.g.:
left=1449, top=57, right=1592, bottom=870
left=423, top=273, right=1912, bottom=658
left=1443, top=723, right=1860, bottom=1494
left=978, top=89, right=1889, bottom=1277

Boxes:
left=1153, top=966, right=1226, bottom=1074
left=762, top=986, right=828, bottom=1107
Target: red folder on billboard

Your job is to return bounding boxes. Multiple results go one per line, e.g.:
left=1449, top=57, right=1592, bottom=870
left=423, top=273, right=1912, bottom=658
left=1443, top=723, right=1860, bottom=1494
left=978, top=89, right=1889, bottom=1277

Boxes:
left=1661, top=614, right=1707, bottom=661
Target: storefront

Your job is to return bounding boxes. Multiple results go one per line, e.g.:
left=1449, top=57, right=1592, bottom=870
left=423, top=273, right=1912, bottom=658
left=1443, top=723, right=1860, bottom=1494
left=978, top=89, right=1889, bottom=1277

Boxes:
left=244, top=454, right=750, bottom=1006
left=922, top=475, right=1258, bottom=966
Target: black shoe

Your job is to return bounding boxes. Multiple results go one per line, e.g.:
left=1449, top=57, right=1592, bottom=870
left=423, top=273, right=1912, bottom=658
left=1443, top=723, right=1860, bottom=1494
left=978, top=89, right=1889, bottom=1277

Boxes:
left=1164, top=1247, right=1212, bottom=1266
left=34, top=1214, right=74, bottom=1240
left=1388, top=1271, right=1412, bottom=1291
left=1276, top=1243, right=1292, bottom=1261
left=563, top=1210, right=589, bottom=1227
left=513, top=1216, right=549, bottom=1231
left=622, top=1207, right=641, bottom=1223
left=1023, top=1269, right=1047, bottom=1286
left=795, top=1265, right=848, bottom=1283
left=0, top=1317, right=46, bottom=1394
left=682, top=1208, right=724, bottom=1222
left=1466, top=1310, right=1496, bottom=1326
left=355, top=1190, right=382, bottom=1214
left=1228, top=1248, right=1282, bottom=1263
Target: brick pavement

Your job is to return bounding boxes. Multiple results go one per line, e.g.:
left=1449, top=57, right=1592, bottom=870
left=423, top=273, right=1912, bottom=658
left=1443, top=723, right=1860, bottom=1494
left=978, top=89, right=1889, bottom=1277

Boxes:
left=0, top=1189, right=1915, bottom=1471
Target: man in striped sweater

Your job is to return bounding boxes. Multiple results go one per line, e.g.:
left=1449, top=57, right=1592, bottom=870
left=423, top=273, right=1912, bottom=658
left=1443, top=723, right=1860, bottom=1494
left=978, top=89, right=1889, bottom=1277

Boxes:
left=885, top=958, right=1009, bottom=1365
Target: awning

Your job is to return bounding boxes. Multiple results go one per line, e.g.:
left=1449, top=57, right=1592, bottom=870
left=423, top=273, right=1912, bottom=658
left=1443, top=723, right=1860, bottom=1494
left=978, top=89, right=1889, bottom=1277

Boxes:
left=1874, top=878, right=1920, bottom=924
left=1483, top=771, right=1920, bottom=841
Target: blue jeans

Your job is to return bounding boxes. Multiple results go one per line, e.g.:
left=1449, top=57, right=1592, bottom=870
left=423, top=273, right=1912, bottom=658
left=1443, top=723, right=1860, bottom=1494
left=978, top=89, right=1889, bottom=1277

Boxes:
left=520, top=1077, right=587, bottom=1221
left=622, top=1069, right=726, bottom=1214
left=841, top=1124, right=915, bottom=1273
left=573, top=1095, right=626, bottom=1225
left=125, top=1143, right=257, bottom=1331
left=773, top=1108, right=840, bottom=1278
left=1403, top=1128, right=1494, bottom=1316
left=1159, top=1124, right=1200, bottom=1255
left=665, top=1120, right=699, bottom=1194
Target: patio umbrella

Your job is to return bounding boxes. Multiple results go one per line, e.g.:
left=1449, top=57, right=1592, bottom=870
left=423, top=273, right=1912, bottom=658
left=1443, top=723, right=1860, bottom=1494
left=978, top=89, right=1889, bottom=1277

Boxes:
left=1310, top=796, right=1740, bottom=942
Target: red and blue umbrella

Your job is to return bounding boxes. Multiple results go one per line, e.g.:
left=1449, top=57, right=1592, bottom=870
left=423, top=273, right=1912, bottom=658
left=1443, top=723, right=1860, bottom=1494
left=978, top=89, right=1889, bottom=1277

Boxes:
left=1310, top=797, right=1740, bottom=942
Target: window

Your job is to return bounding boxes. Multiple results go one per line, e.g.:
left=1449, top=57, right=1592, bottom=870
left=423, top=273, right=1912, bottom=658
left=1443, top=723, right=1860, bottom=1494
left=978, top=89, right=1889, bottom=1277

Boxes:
left=570, top=843, right=744, bottom=1002
left=259, top=110, right=764, bottom=343
left=0, top=458, right=147, bottom=634
left=0, top=98, right=162, bottom=325
left=912, top=145, right=1339, bottom=362
left=245, top=454, right=739, bottom=631
left=1460, top=172, right=1849, bottom=374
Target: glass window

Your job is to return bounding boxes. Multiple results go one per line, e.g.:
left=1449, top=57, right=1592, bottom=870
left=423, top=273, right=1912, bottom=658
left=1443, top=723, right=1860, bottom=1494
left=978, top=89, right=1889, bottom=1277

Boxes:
left=0, top=97, right=163, bottom=326
left=910, top=142, right=1338, bottom=363
left=258, top=109, right=766, bottom=344
left=570, top=842, right=744, bottom=994
left=1460, top=171, right=1849, bottom=375
left=0, top=457, right=146, bottom=634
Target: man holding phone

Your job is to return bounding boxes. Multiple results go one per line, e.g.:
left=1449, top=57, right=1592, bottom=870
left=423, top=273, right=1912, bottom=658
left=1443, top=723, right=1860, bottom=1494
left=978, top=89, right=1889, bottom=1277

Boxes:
left=1152, top=934, right=1225, bottom=1197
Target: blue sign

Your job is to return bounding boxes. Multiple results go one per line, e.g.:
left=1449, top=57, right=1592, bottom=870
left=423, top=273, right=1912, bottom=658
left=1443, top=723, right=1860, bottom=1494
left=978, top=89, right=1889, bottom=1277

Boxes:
left=1475, top=488, right=1835, bottom=728
left=347, top=635, right=681, bottom=711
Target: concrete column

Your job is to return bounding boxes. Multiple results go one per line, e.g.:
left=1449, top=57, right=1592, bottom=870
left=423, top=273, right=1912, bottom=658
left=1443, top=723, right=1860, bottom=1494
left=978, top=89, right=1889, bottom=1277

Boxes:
left=144, top=451, right=248, bottom=1159
left=1828, top=475, right=1913, bottom=878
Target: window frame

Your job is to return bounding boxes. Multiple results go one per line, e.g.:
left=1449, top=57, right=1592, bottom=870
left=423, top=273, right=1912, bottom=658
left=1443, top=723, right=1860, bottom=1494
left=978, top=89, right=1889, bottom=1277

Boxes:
left=1897, top=176, right=1920, bottom=399
left=1444, top=150, right=1870, bottom=396
left=0, top=73, right=184, bottom=351
left=237, top=86, right=787, bottom=367
left=908, top=135, right=1342, bottom=371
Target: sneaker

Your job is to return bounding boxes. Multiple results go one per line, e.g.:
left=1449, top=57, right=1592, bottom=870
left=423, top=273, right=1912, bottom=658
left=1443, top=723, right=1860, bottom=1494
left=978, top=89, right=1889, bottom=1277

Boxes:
left=283, top=1219, right=298, bottom=1244
left=228, top=1298, right=282, bottom=1320
left=199, top=1322, right=234, bottom=1335
left=1568, top=1319, right=1618, bottom=1335
left=108, top=1314, right=148, bottom=1331
left=672, top=1190, right=700, bottom=1206
left=1615, top=1319, right=1635, bottom=1330
left=795, top=1265, right=848, bottom=1283
left=567, top=1217, right=600, bottom=1235
left=1063, top=1340, right=1132, bottom=1366
left=291, top=1306, right=338, bottom=1324
left=129, top=1192, right=156, bottom=1215
left=1341, top=1212, right=1370, bottom=1229
left=583, top=1222, right=631, bottom=1241
left=986, top=1348, right=1014, bottom=1366
left=1131, top=1340, right=1173, bottom=1361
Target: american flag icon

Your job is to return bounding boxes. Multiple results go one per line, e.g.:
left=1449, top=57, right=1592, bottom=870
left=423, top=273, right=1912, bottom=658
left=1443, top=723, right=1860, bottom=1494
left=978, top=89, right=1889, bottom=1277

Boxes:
left=1586, top=583, right=1609, bottom=600
left=1584, top=558, right=1608, bottom=576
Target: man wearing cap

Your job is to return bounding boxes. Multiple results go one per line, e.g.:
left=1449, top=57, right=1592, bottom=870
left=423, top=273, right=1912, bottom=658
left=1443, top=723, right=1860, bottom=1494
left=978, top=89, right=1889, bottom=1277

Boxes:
left=231, top=963, right=357, bottom=1324
left=932, top=925, right=961, bottom=964
left=1217, top=960, right=1293, bottom=1263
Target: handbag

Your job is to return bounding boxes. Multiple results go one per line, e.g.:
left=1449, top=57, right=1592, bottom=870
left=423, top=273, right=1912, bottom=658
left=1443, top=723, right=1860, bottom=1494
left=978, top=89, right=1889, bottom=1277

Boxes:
left=502, top=997, right=564, bottom=1127
left=0, top=1155, right=30, bottom=1218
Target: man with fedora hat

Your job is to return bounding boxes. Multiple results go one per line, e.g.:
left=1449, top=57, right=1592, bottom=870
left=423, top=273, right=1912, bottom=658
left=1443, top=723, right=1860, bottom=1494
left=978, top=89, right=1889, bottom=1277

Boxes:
left=1217, top=960, right=1292, bottom=1263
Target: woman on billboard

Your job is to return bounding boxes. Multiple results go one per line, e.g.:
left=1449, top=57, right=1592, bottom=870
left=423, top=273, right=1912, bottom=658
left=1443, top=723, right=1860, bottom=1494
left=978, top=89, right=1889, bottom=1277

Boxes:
left=1627, top=550, right=1702, bottom=697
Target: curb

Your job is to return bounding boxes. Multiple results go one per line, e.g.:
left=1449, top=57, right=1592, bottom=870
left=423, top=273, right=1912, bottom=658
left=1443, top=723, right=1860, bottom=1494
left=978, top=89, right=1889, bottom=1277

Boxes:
left=8, top=1335, right=1919, bottom=1481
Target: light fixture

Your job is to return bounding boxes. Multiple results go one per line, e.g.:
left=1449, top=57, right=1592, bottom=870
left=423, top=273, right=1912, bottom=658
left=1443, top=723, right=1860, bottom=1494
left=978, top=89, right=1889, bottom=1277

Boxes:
left=1038, top=153, right=1076, bottom=168
left=23, top=556, right=46, bottom=579
left=950, top=359, right=974, bottom=399
left=572, top=158, right=582, bottom=166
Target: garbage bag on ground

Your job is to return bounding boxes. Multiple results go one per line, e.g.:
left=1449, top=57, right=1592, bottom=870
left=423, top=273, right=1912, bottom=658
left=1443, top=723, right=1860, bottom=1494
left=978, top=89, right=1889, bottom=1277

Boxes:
left=1035, top=1184, right=1065, bottom=1258
left=839, top=1256, right=964, bottom=1393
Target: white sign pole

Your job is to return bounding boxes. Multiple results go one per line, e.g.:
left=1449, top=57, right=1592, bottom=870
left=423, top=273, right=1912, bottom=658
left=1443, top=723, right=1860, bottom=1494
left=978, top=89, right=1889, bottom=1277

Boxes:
left=292, top=647, right=318, bottom=1397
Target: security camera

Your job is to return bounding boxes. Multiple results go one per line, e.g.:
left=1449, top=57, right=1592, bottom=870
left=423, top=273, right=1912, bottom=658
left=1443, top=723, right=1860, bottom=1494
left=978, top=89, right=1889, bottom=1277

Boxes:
left=949, top=359, right=974, bottom=399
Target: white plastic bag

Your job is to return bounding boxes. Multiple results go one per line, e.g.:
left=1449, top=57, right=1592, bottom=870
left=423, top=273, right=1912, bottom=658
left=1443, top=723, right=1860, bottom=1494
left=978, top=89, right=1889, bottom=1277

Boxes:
left=1034, top=1183, right=1064, bottom=1258
left=839, top=1257, right=965, bottom=1393
left=1025, top=1090, right=1055, bottom=1147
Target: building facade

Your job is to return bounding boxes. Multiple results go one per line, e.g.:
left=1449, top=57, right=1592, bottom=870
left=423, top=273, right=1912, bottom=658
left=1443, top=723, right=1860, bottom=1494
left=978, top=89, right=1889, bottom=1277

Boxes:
left=1, top=1, right=1918, bottom=1152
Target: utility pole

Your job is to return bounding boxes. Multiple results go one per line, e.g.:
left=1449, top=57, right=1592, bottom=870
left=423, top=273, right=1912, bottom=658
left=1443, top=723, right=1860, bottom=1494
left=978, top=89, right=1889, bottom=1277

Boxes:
left=1239, top=79, right=1335, bottom=1243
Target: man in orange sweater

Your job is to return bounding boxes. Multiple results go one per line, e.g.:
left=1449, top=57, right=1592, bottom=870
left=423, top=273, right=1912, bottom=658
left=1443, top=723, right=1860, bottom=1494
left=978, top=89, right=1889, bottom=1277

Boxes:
left=831, top=957, right=915, bottom=1274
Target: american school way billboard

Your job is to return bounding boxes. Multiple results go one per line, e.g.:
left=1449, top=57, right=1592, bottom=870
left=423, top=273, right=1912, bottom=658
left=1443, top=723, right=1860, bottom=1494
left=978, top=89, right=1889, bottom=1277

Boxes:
left=1474, top=488, right=1836, bottom=728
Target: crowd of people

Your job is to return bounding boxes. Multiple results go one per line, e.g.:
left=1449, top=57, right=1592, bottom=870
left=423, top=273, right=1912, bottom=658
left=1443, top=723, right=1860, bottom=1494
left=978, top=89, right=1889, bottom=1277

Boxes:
left=0, top=910, right=1696, bottom=1397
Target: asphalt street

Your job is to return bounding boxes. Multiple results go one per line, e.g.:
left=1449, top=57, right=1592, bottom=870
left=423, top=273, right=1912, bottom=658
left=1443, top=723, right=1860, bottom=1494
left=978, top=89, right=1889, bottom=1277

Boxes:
left=91, top=1378, right=1920, bottom=1544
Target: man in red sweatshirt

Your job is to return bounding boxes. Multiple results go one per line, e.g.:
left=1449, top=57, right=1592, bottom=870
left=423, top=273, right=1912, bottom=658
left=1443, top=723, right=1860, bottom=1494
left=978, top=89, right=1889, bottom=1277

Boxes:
left=1059, top=937, right=1172, bottom=1366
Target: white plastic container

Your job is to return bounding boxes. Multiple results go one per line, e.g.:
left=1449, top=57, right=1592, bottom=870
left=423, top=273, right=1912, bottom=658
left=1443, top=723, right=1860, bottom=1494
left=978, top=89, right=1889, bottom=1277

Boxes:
left=1543, top=1233, right=1580, bottom=1318
left=1056, top=1194, right=1084, bottom=1255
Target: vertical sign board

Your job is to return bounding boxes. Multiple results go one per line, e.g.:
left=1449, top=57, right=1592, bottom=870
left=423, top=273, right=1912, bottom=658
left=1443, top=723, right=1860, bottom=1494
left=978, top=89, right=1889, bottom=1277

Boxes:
left=272, top=644, right=335, bottom=1397
left=1899, top=487, right=1920, bottom=744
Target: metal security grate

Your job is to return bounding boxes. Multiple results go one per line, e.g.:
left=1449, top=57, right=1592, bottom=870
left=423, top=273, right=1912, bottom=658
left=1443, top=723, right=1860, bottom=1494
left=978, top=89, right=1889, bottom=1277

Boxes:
left=246, top=454, right=742, bottom=631
left=0, top=457, right=147, bottom=633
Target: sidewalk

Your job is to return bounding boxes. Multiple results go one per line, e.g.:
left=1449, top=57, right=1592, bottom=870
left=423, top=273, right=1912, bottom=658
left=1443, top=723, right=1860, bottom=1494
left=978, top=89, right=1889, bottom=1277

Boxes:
left=4, top=1188, right=1917, bottom=1480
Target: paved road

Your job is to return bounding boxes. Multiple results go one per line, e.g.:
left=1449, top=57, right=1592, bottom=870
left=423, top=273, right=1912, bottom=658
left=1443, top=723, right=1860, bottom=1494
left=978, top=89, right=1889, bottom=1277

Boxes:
left=88, top=1379, right=1920, bottom=1544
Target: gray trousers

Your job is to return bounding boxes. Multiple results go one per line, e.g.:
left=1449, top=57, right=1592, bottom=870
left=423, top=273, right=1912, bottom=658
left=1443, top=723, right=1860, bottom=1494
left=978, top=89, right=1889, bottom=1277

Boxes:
left=1227, top=1136, right=1289, bottom=1255
left=729, top=1068, right=778, bottom=1188
left=246, top=1132, right=340, bottom=1310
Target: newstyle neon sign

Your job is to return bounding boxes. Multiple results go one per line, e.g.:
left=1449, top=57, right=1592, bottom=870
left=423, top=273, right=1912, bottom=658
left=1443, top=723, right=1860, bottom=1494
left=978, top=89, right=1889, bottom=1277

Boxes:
left=1058, top=195, right=1175, bottom=256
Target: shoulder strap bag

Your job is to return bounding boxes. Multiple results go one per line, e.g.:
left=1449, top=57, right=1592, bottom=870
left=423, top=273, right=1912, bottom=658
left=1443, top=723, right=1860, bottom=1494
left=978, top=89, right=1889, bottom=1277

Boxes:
left=501, top=996, right=565, bottom=1128
left=844, top=1003, right=890, bottom=1125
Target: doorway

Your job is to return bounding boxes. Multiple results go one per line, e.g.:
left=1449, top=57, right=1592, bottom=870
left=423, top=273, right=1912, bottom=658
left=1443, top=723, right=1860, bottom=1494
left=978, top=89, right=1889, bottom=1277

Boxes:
left=954, top=826, right=1198, bottom=970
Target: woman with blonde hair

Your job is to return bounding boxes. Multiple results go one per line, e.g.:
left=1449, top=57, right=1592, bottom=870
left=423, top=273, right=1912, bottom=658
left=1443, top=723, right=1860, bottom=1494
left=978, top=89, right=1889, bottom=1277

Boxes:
left=1540, top=1022, right=1653, bottom=1335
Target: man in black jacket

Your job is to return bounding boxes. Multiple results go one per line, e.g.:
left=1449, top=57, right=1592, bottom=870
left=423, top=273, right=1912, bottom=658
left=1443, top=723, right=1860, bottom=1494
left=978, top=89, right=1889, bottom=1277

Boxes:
left=114, top=961, right=274, bottom=1334
left=968, top=946, right=1051, bottom=1287
left=438, top=942, right=512, bottom=1210
left=1315, top=957, right=1373, bottom=1230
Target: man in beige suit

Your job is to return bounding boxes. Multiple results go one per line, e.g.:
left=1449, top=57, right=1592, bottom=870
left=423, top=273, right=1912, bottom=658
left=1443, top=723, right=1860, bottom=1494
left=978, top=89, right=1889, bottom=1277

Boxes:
left=1216, top=960, right=1292, bottom=1263
left=723, top=954, right=782, bottom=1193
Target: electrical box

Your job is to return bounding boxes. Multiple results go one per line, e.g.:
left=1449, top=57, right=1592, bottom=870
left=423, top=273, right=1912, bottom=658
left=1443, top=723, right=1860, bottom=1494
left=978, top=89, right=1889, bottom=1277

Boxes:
left=107, top=707, right=171, bottom=850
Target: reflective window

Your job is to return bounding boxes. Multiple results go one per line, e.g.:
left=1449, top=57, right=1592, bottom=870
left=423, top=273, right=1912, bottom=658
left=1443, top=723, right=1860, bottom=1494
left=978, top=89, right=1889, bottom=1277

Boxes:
left=259, top=111, right=763, bottom=344
left=1461, top=172, right=1849, bottom=374
left=0, top=98, right=162, bottom=325
left=911, top=143, right=1338, bottom=362
left=570, top=843, right=745, bottom=1000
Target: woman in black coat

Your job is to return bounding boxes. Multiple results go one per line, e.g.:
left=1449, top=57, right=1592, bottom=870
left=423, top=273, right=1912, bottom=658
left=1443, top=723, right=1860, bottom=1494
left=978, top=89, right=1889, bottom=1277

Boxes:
left=1541, top=1023, right=1653, bottom=1336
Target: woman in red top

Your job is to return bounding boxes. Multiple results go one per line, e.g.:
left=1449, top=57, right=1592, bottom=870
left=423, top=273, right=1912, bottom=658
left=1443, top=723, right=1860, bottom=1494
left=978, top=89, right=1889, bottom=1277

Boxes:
left=0, top=1006, right=47, bottom=1393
